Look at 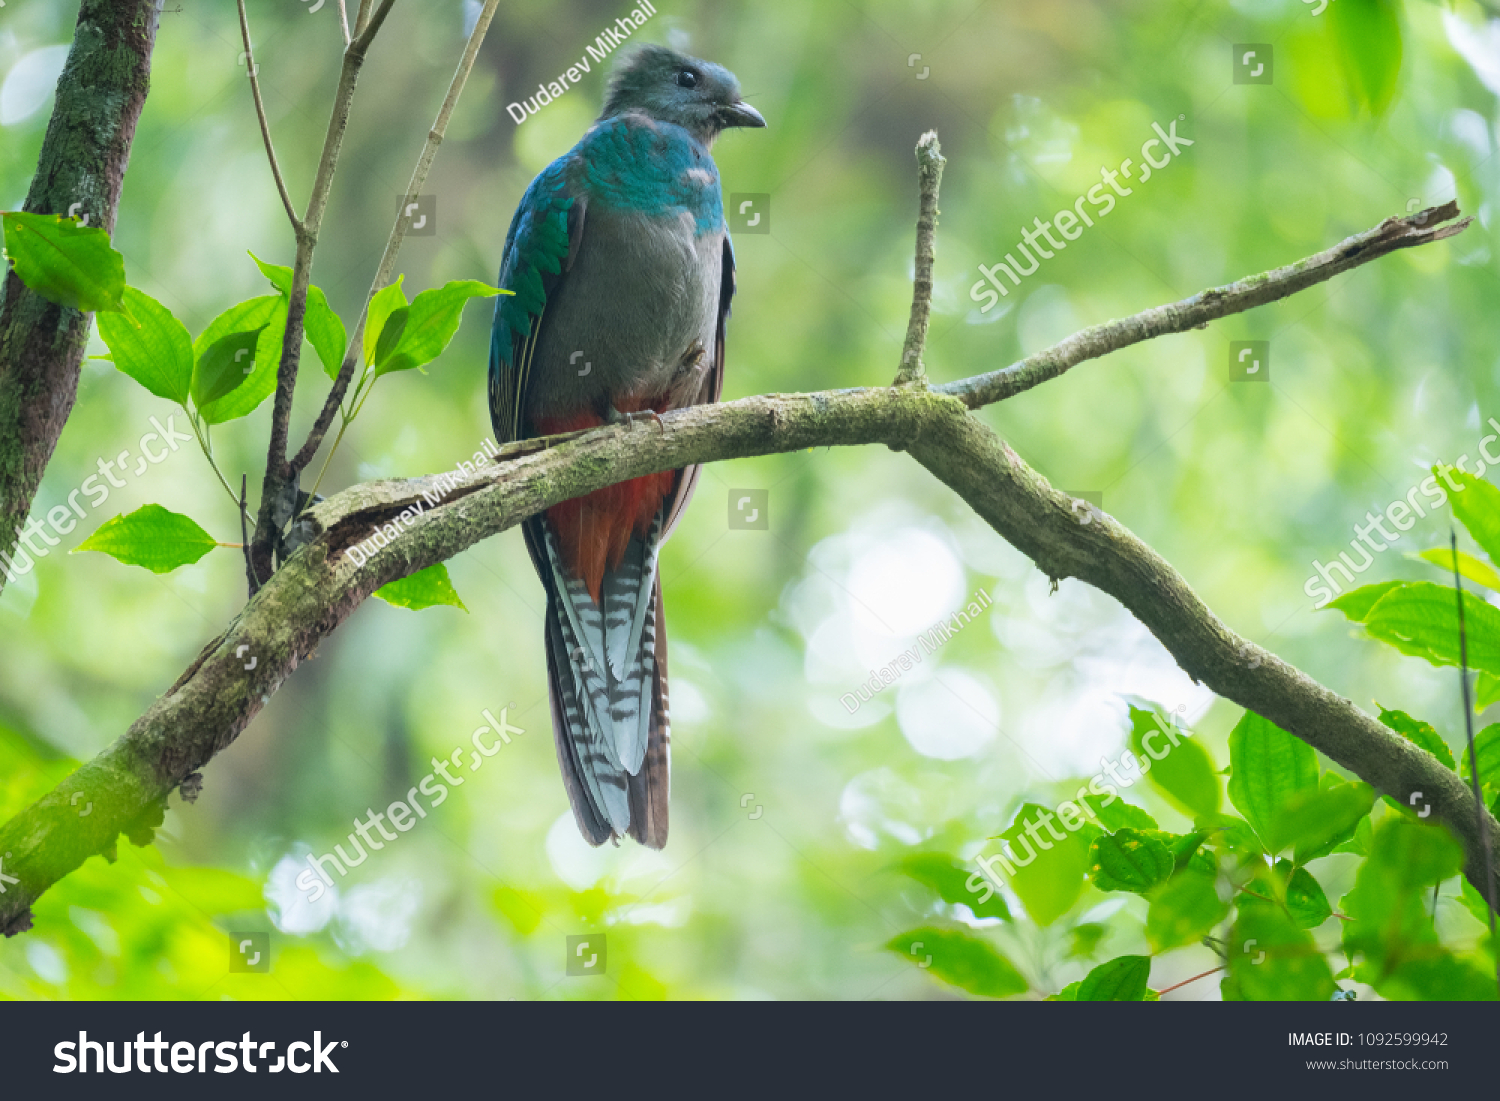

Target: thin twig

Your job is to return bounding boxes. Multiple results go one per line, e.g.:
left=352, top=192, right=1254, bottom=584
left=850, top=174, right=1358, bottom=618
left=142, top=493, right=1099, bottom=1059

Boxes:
left=239, top=474, right=254, bottom=599
left=1157, top=966, right=1223, bottom=997
left=291, top=0, right=503, bottom=476
left=351, top=0, right=393, bottom=52
left=1451, top=531, right=1498, bottom=984
left=235, top=0, right=302, bottom=232
left=337, top=0, right=352, bottom=46
left=188, top=413, right=247, bottom=511
left=895, top=131, right=944, bottom=387
left=942, top=202, right=1472, bottom=408
left=354, top=0, right=375, bottom=38
left=250, top=0, right=396, bottom=586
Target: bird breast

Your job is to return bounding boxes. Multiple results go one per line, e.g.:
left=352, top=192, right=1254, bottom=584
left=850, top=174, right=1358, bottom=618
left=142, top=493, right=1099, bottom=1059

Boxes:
left=526, top=204, right=723, bottom=421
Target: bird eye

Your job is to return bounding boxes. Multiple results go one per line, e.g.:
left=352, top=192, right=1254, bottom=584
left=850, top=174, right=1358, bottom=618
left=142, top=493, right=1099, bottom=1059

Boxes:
left=676, top=70, right=697, bottom=89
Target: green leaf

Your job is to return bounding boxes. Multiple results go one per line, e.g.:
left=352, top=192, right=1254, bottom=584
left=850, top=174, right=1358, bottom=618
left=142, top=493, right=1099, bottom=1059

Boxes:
left=1077, top=954, right=1151, bottom=1001
left=95, top=286, right=193, bottom=405
left=1147, top=829, right=1208, bottom=871
left=373, top=279, right=505, bottom=376
left=373, top=306, right=409, bottom=368
left=1196, top=813, right=1265, bottom=862
left=1146, top=868, right=1229, bottom=952
left=1047, top=980, right=1081, bottom=1001
left=1088, top=828, right=1174, bottom=893
left=1283, top=780, right=1376, bottom=865
left=249, top=251, right=295, bottom=294
left=1127, top=703, right=1221, bottom=817
left=1170, top=834, right=1206, bottom=870
left=248, top=251, right=348, bottom=379
left=1284, top=866, right=1333, bottom=929
left=1365, top=954, right=1500, bottom=1000
left=1479, top=672, right=1500, bottom=712
left=0, top=211, right=125, bottom=312
left=1068, top=922, right=1107, bottom=959
left=1331, top=814, right=1373, bottom=857
left=1459, top=876, right=1495, bottom=928
left=1461, top=723, right=1500, bottom=789
left=1328, top=0, right=1403, bottom=117
left=896, top=852, right=1010, bottom=922
left=73, top=504, right=219, bottom=574
left=1363, top=582, right=1500, bottom=677
left=364, top=277, right=408, bottom=367
left=1412, top=547, right=1500, bottom=593
left=305, top=286, right=348, bottom=379
left=194, top=296, right=288, bottom=423
left=1326, top=580, right=1402, bottom=622
left=373, top=563, right=467, bottom=612
left=1378, top=707, right=1457, bottom=771
left=995, top=803, right=1094, bottom=926
left=1227, top=711, right=1319, bottom=854
left=1443, top=466, right=1500, bottom=567
left=886, top=927, right=1028, bottom=999
left=1224, top=905, right=1335, bottom=1001
left=1341, top=818, right=1477, bottom=998
left=1080, top=794, right=1157, bottom=833
left=191, top=327, right=265, bottom=410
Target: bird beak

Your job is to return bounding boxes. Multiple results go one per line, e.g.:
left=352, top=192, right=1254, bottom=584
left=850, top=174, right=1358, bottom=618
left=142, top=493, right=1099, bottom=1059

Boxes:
left=719, top=100, right=766, bottom=129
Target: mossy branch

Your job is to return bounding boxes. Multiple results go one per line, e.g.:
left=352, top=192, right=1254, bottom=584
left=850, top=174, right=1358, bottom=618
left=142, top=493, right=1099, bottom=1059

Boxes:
left=0, top=151, right=1487, bottom=936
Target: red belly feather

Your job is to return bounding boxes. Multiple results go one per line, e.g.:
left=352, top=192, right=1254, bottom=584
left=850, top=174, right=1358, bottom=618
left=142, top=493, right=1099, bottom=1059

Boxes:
left=534, top=394, right=674, bottom=604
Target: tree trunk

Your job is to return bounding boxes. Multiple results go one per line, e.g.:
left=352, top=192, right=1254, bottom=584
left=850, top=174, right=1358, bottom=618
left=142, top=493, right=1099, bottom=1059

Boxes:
left=0, top=0, right=161, bottom=597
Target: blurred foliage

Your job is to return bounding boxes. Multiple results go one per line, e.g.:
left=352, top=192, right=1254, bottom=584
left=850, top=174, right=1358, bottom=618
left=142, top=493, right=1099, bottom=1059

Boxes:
left=5, top=0, right=1500, bottom=999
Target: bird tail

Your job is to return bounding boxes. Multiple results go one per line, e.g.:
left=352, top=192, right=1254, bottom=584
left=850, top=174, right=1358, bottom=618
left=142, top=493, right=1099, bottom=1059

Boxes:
left=540, top=511, right=670, bottom=848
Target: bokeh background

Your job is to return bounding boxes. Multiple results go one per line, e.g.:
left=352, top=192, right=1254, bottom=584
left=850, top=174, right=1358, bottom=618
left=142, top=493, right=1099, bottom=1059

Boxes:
left=2, top=0, right=1499, bottom=999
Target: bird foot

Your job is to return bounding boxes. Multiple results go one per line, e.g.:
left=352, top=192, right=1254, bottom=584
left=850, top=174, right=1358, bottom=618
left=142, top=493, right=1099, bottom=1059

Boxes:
left=605, top=404, right=665, bottom=432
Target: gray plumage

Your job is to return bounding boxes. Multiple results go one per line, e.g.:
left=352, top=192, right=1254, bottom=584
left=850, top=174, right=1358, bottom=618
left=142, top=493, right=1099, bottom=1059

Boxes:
left=489, top=44, right=764, bottom=848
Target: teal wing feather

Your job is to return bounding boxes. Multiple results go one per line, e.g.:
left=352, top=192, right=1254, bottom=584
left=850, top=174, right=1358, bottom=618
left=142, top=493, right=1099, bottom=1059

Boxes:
left=488, top=156, right=584, bottom=445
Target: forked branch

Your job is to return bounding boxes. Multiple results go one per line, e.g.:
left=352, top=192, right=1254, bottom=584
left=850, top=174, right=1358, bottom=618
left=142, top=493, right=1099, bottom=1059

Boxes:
left=0, top=145, right=1485, bottom=941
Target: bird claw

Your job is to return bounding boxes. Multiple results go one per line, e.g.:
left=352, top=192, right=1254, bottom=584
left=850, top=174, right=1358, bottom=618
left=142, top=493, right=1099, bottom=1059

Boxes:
left=605, top=405, right=665, bottom=432
left=634, top=408, right=666, bottom=433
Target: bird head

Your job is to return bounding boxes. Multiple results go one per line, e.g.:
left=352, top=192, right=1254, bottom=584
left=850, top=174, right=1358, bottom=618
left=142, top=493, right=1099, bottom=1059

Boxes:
left=600, top=45, right=765, bottom=147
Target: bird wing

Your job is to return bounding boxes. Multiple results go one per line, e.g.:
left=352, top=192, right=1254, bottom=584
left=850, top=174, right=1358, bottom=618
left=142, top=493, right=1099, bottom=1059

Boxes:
left=489, top=158, right=587, bottom=446
left=662, top=230, right=734, bottom=538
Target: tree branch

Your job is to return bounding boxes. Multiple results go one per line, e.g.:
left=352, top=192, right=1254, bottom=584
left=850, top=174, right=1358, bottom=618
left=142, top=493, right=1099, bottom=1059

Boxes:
left=0, top=0, right=161, bottom=601
left=939, top=202, right=1472, bottom=408
left=895, top=130, right=944, bottom=387
left=354, top=0, right=377, bottom=39
left=248, top=0, right=397, bottom=588
left=235, top=0, right=302, bottom=232
left=291, top=0, right=504, bottom=477
left=0, top=167, right=1486, bottom=939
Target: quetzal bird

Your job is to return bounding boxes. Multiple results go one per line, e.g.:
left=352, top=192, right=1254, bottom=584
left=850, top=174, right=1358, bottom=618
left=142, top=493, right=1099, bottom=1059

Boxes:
left=488, top=45, right=764, bottom=848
